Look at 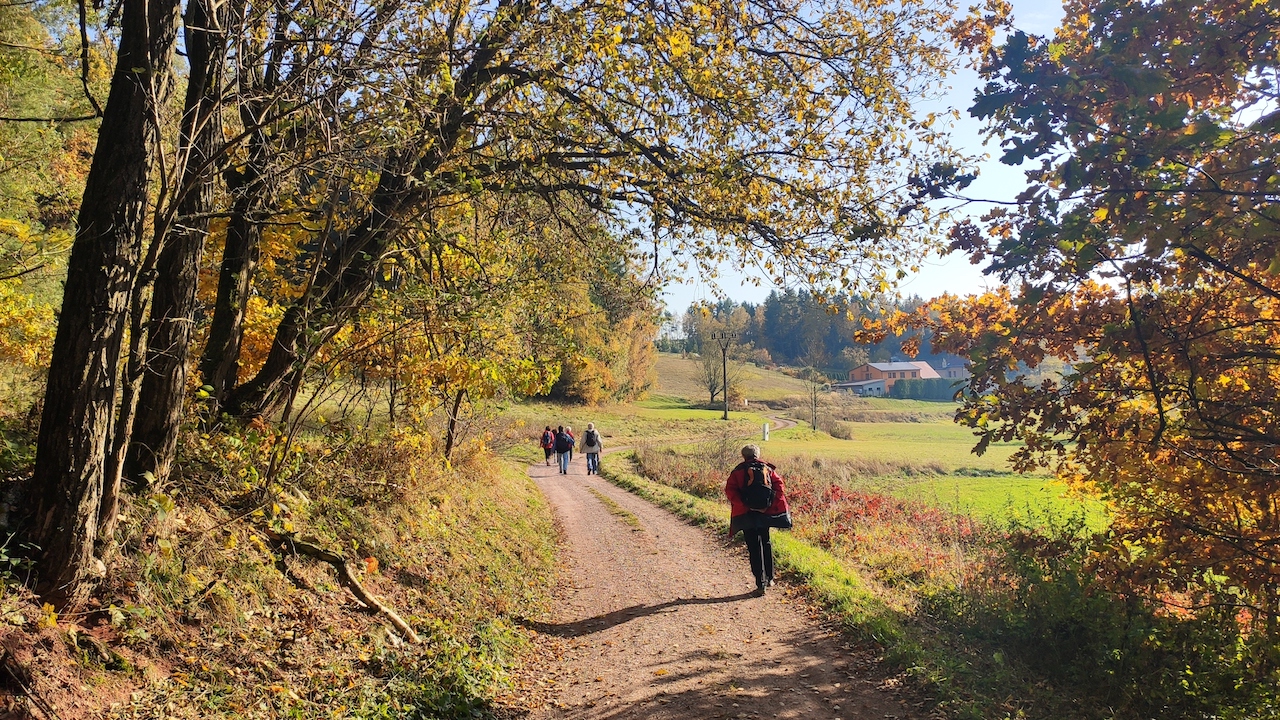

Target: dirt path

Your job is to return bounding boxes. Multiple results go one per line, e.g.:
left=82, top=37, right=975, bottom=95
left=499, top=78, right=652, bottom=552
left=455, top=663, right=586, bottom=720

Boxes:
left=521, top=455, right=922, bottom=720
left=763, top=414, right=797, bottom=433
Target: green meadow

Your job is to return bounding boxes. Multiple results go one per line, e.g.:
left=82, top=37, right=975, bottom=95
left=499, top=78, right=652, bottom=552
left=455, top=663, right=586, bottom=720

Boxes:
left=771, top=428, right=1101, bottom=525
left=503, top=395, right=767, bottom=447
left=592, top=357, right=1270, bottom=720
left=514, top=354, right=1103, bottom=525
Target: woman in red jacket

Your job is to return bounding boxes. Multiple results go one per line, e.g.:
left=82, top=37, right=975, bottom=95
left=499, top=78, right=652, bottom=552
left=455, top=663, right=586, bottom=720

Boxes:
left=725, top=444, right=790, bottom=595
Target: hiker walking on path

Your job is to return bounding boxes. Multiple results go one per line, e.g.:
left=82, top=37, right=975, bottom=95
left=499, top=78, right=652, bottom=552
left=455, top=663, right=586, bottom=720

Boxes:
left=540, top=426, right=556, bottom=466
left=524, top=439, right=921, bottom=720
left=554, top=425, right=575, bottom=474
left=581, top=423, right=603, bottom=474
left=725, top=444, right=791, bottom=595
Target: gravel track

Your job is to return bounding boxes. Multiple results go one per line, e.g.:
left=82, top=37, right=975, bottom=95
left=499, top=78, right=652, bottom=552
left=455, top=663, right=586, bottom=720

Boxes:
left=522, top=453, right=922, bottom=720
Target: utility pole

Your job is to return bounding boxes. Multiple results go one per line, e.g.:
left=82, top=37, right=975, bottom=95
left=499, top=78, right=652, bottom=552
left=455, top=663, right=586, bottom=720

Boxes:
left=709, top=330, right=737, bottom=420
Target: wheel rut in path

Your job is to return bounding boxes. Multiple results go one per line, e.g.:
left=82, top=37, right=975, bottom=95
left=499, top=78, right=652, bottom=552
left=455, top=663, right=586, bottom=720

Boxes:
left=522, top=455, right=922, bottom=720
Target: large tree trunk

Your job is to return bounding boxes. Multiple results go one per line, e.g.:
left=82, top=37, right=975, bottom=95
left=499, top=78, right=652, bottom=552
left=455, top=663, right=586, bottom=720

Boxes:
left=221, top=0, right=532, bottom=420
left=199, top=149, right=265, bottom=403
left=32, top=0, right=181, bottom=609
left=123, top=0, right=227, bottom=491
left=223, top=166, right=411, bottom=418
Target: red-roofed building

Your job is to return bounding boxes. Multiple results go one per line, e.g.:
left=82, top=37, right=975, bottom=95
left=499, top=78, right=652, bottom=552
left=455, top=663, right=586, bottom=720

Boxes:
left=845, top=361, right=940, bottom=392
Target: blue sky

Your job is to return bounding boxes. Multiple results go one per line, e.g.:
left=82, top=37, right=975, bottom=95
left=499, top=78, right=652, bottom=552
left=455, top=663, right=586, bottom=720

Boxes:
left=660, top=0, right=1066, bottom=314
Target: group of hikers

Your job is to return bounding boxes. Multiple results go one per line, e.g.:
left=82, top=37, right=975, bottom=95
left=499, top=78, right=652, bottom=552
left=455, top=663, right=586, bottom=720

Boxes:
left=538, top=422, right=792, bottom=596
left=539, top=423, right=604, bottom=475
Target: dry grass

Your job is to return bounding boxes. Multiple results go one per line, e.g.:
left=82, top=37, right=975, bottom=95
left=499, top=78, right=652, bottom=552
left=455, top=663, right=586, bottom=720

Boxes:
left=632, top=444, right=950, bottom=504
left=3, top=425, right=558, bottom=720
left=652, top=353, right=814, bottom=404
left=627, top=444, right=981, bottom=612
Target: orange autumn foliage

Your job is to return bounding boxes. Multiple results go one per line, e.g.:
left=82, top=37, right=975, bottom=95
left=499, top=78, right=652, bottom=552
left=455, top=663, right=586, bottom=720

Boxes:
left=873, top=0, right=1280, bottom=613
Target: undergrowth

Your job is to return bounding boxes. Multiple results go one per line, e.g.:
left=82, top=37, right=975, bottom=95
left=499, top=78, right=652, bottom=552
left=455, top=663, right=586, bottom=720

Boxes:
left=609, top=450, right=1280, bottom=720
left=632, top=444, right=948, bottom=501
left=0, top=420, right=557, bottom=719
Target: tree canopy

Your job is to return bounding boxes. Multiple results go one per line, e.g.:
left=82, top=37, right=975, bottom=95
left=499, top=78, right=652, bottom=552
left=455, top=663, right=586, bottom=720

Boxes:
left=2, top=0, right=1001, bottom=606
left=678, top=291, right=960, bottom=376
left=886, top=0, right=1280, bottom=613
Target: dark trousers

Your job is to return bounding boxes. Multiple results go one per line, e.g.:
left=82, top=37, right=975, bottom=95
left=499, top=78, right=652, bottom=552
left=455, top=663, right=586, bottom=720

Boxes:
left=742, top=527, right=773, bottom=585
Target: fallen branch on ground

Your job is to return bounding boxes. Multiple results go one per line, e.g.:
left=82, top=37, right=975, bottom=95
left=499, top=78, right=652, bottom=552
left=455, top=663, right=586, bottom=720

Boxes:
left=261, top=528, right=421, bottom=643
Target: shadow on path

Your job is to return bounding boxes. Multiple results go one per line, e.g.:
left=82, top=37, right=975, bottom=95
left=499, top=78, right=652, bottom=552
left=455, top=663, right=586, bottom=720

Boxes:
left=524, top=620, right=902, bottom=720
left=518, top=593, right=756, bottom=638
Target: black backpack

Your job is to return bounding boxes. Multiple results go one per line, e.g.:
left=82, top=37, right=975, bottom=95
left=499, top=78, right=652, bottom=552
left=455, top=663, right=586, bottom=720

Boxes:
left=584, top=429, right=598, bottom=446
left=555, top=432, right=573, bottom=453
left=740, top=461, right=775, bottom=511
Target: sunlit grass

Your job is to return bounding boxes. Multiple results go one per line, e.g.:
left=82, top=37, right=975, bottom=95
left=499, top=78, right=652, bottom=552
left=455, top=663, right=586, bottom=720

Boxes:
left=859, top=472, right=1107, bottom=529
left=763, top=421, right=1018, bottom=470
left=504, top=356, right=1101, bottom=527
left=652, top=352, right=815, bottom=402
left=586, top=487, right=643, bottom=530
left=499, top=397, right=768, bottom=450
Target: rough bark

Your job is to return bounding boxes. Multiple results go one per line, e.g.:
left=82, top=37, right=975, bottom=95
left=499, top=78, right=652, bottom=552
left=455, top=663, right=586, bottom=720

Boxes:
left=100, top=280, right=151, bottom=541
left=124, top=0, right=227, bottom=489
left=32, top=0, right=181, bottom=608
left=220, top=0, right=536, bottom=419
left=199, top=149, right=265, bottom=403
left=223, top=166, right=411, bottom=417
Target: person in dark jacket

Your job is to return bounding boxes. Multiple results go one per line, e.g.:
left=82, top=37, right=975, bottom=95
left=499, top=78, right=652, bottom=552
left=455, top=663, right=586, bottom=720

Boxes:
left=725, top=444, right=790, bottom=595
left=554, top=425, right=575, bottom=474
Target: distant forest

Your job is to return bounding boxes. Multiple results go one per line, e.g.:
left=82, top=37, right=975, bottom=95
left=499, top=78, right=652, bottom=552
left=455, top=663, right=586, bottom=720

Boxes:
left=661, top=290, right=966, bottom=378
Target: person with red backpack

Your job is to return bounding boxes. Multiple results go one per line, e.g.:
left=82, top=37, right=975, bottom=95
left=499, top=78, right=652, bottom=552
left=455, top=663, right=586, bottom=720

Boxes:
left=725, top=444, right=791, bottom=595
left=539, top=426, right=556, bottom=466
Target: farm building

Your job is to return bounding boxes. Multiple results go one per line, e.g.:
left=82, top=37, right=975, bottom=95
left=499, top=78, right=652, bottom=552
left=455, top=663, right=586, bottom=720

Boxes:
left=937, top=359, right=971, bottom=380
left=845, top=362, right=941, bottom=392
left=830, top=378, right=887, bottom=396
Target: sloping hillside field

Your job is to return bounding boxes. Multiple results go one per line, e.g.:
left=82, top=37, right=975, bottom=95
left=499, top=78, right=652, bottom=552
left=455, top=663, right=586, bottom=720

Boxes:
left=647, top=353, right=1100, bottom=524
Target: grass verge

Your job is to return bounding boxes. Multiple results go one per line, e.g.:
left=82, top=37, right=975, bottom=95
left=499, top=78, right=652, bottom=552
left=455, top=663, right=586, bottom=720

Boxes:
left=597, top=456, right=906, bottom=649
left=586, top=487, right=642, bottom=531
left=1, top=426, right=558, bottom=720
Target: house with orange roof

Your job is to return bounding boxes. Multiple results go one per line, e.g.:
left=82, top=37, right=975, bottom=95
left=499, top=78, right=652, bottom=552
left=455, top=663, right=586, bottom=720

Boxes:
left=833, top=361, right=941, bottom=396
